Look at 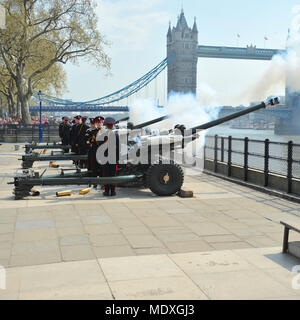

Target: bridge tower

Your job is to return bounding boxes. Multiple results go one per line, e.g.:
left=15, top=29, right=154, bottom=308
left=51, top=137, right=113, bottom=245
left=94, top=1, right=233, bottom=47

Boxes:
left=167, top=9, right=198, bottom=95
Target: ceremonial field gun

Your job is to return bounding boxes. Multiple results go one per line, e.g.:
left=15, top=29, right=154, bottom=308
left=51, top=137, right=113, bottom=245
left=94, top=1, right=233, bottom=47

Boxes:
left=11, top=97, right=279, bottom=199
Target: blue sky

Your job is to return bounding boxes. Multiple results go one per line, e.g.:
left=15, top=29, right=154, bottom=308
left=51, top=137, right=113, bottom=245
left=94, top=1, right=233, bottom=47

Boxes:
left=63, top=0, right=300, bottom=106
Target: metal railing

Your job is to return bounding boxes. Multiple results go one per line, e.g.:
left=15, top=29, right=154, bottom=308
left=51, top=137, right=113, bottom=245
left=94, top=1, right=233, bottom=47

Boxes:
left=0, top=124, right=59, bottom=142
left=205, top=135, right=300, bottom=194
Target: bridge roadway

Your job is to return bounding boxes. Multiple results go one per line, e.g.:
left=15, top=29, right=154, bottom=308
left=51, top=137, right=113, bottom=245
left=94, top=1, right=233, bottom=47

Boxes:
left=198, top=45, right=286, bottom=60
left=29, top=105, right=130, bottom=112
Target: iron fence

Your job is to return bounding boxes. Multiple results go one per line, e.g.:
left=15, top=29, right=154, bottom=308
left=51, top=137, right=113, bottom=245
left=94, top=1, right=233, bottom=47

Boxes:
left=0, top=124, right=59, bottom=142
left=205, top=135, right=300, bottom=194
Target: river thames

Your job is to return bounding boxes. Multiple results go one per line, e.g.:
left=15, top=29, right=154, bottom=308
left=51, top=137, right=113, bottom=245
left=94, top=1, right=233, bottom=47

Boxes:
left=205, top=126, right=300, bottom=178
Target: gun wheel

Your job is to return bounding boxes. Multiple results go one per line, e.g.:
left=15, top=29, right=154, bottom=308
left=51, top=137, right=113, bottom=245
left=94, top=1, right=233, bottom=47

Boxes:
left=145, top=161, right=184, bottom=196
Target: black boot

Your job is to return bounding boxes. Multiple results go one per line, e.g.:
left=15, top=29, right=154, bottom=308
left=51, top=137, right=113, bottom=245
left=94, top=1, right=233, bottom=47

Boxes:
left=103, top=186, right=109, bottom=197
left=110, top=185, right=116, bottom=197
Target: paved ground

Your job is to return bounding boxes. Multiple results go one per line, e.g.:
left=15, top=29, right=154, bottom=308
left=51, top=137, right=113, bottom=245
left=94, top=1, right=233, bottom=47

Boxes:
left=0, top=143, right=300, bottom=299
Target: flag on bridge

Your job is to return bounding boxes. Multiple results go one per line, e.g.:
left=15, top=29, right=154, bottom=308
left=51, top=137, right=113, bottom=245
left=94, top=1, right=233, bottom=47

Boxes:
left=264, top=36, right=268, bottom=40
left=237, top=34, right=241, bottom=38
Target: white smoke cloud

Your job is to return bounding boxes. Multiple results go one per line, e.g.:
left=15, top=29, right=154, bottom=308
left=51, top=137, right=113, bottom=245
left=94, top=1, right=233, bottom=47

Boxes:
left=129, top=90, right=221, bottom=130
left=235, top=6, right=300, bottom=105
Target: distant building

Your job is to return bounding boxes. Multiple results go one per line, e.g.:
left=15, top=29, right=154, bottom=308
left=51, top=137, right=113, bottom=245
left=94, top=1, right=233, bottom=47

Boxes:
left=167, top=9, right=198, bottom=95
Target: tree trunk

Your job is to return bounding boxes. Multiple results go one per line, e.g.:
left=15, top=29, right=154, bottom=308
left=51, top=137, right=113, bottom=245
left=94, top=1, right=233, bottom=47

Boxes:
left=20, top=95, right=31, bottom=124
left=16, top=74, right=31, bottom=124
left=16, top=96, right=21, bottom=119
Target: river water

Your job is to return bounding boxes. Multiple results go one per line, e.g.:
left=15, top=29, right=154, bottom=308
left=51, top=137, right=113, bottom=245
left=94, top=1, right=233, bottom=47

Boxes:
left=205, top=126, right=300, bottom=178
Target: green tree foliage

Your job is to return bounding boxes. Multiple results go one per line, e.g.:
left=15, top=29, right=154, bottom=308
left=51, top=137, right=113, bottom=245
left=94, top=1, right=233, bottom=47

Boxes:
left=0, top=0, right=110, bottom=123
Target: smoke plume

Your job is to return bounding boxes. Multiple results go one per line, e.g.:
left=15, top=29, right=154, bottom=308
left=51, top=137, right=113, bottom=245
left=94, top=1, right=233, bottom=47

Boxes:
left=129, top=85, right=220, bottom=130
left=236, top=6, right=300, bottom=104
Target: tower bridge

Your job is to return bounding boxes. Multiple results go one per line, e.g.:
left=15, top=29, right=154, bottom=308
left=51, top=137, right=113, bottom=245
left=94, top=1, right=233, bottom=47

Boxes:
left=167, top=9, right=300, bottom=134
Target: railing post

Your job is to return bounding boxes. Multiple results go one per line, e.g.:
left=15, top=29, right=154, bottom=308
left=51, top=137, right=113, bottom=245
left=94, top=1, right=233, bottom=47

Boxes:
left=244, top=137, right=248, bottom=181
left=264, top=139, right=269, bottom=187
left=228, top=136, right=232, bottom=177
left=221, top=137, right=224, bottom=162
left=214, top=134, right=218, bottom=173
left=287, top=141, right=293, bottom=194
left=15, top=125, right=18, bottom=143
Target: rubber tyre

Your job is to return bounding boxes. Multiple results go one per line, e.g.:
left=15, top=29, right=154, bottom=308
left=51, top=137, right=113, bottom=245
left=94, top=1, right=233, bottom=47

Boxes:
left=146, top=162, right=184, bottom=196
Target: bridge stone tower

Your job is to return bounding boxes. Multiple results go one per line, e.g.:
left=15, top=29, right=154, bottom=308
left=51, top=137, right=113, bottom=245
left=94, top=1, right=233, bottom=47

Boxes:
left=167, top=9, right=198, bottom=95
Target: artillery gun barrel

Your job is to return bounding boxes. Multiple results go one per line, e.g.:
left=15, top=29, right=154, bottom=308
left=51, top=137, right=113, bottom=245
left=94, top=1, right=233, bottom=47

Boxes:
left=132, top=115, right=170, bottom=130
left=190, top=98, right=280, bottom=134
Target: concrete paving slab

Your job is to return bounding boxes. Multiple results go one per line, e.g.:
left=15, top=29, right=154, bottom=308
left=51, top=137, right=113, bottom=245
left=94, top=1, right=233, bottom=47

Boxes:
left=134, top=247, right=170, bottom=255
left=89, top=234, right=128, bottom=247
left=210, top=241, right=253, bottom=250
left=12, top=239, right=59, bottom=256
left=109, top=276, right=208, bottom=300
left=59, top=235, right=89, bottom=246
left=125, top=234, right=165, bottom=249
left=81, top=215, right=113, bottom=225
left=165, top=240, right=214, bottom=253
left=186, top=222, right=231, bottom=236
left=157, top=232, right=200, bottom=243
left=56, top=226, right=85, bottom=237
left=244, top=235, right=280, bottom=248
left=234, top=247, right=300, bottom=270
left=119, top=225, right=152, bottom=235
left=84, top=224, right=120, bottom=235
left=202, top=235, right=242, bottom=243
left=190, top=269, right=297, bottom=300
left=61, top=245, right=95, bottom=262
left=15, top=220, right=55, bottom=230
left=10, top=251, right=61, bottom=267
left=19, top=260, right=111, bottom=300
left=13, top=228, right=57, bottom=242
left=0, top=224, right=14, bottom=234
left=99, top=255, right=185, bottom=282
left=169, top=250, right=255, bottom=275
left=93, top=245, right=136, bottom=259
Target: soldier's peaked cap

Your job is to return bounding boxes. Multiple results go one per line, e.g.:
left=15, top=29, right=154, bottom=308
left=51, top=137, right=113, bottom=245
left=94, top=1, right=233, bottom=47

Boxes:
left=94, top=116, right=104, bottom=123
left=89, top=118, right=95, bottom=124
left=104, top=117, right=116, bottom=126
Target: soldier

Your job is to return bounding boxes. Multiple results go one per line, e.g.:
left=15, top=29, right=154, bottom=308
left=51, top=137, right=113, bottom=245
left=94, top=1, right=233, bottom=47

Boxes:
left=58, top=117, right=71, bottom=153
left=76, top=116, right=89, bottom=168
left=69, top=115, right=81, bottom=153
left=58, top=117, right=65, bottom=142
left=85, top=118, right=99, bottom=177
left=96, top=117, right=119, bottom=197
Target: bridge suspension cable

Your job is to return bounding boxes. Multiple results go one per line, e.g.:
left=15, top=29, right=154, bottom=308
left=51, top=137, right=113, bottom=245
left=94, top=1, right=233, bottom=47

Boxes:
left=33, top=56, right=174, bottom=107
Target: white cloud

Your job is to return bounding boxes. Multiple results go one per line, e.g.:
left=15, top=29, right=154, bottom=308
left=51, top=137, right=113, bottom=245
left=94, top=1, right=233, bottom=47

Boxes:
left=97, top=0, right=171, bottom=52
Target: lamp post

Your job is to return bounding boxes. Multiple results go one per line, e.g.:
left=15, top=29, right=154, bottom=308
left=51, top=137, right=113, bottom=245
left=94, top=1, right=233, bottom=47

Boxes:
left=38, top=90, right=43, bottom=143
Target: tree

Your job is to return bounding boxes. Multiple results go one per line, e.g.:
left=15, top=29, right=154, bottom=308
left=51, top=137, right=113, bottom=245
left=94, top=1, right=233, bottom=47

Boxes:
left=0, top=0, right=110, bottom=123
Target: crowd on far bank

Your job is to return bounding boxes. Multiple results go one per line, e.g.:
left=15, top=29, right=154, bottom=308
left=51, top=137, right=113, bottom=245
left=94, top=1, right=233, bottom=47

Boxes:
left=0, top=116, right=60, bottom=126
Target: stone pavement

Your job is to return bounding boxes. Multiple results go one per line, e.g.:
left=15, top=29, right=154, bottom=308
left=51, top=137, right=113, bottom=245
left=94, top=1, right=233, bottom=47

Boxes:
left=1, top=247, right=300, bottom=300
left=0, top=143, right=300, bottom=299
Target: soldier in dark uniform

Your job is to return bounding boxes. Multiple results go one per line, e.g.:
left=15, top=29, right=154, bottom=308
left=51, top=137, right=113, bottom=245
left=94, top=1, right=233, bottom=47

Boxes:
left=75, top=116, right=89, bottom=168
left=58, top=117, right=71, bottom=153
left=85, top=118, right=99, bottom=177
left=96, top=117, right=119, bottom=197
left=69, top=115, right=81, bottom=153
